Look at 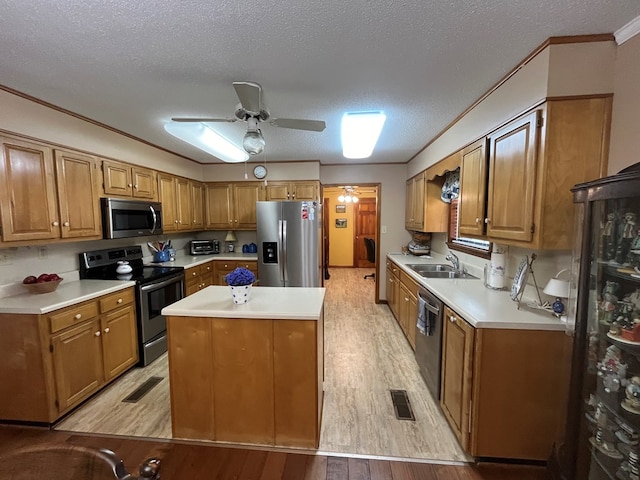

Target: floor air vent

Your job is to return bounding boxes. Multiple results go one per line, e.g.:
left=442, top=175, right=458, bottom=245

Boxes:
left=390, top=389, right=415, bottom=421
left=122, top=376, right=164, bottom=403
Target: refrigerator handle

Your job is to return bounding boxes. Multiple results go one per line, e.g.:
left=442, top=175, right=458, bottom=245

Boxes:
left=281, top=219, right=288, bottom=283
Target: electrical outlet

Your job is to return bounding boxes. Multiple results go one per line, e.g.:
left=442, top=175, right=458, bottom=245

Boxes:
left=38, top=247, right=48, bottom=259
left=0, top=252, right=12, bottom=266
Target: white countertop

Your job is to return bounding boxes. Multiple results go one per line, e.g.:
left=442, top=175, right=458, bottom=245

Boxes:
left=0, top=280, right=136, bottom=315
left=388, top=253, right=567, bottom=331
left=162, top=285, right=326, bottom=320
left=149, top=252, right=258, bottom=269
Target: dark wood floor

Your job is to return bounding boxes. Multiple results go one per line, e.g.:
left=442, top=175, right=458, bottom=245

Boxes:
left=0, top=425, right=549, bottom=480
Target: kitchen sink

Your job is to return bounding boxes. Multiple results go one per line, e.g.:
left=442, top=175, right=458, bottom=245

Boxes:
left=406, top=264, right=477, bottom=279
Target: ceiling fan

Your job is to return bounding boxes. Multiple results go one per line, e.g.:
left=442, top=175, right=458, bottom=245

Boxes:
left=171, top=81, right=326, bottom=156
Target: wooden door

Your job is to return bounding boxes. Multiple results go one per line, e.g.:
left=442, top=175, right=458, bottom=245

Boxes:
left=0, top=137, right=59, bottom=241
left=131, top=166, right=155, bottom=199
left=234, top=182, right=261, bottom=229
left=190, top=181, right=205, bottom=230
left=354, top=197, right=376, bottom=267
left=54, top=149, right=101, bottom=239
left=176, top=177, right=191, bottom=231
left=458, top=139, right=488, bottom=236
left=486, top=111, right=539, bottom=242
left=101, top=304, right=138, bottom=381
left=205, top=183, right=233, bottom=229
left=51, top=319, right=103, bottom=412
left=102, top=160, right=133, bottom=197
left=157, top=174, right=178, bottom=232
left=440, top=305, right=475, bottom=450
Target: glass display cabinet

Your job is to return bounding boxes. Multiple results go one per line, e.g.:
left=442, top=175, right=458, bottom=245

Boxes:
left=549, top=163, right=640, bottom=480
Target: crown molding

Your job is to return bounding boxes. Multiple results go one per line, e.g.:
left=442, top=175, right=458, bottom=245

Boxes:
left=615, top=15, right=640, bottom=45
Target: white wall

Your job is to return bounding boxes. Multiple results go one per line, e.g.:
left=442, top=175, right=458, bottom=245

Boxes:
left=203, top=161, right=320, bottom=182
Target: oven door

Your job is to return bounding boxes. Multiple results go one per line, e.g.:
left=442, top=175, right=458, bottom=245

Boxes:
left=137, top=273, right=184, bottom=343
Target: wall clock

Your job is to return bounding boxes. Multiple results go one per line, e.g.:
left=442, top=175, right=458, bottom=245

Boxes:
left=253, top=165, right=267, bottom=179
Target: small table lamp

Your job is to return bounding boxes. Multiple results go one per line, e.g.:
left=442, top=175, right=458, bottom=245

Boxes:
left=225, top=230, right=237, bottom=252
left=543, top=269, right=570, bottom=317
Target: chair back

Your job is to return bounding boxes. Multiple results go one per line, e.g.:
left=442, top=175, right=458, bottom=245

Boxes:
left=364, top=238, right=375, bottom=262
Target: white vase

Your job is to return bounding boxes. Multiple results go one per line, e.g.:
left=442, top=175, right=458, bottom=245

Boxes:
left=230, top=284, right=251, bottom=304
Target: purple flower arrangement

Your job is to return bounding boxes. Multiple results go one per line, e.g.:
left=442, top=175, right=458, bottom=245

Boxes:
left=224, top=267, right=255, bottom=286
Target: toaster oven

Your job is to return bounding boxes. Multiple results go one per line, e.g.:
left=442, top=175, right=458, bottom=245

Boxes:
left=189, top=240, right=219, bottom=255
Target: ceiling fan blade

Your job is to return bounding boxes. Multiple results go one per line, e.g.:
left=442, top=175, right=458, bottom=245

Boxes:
left=233, top=82, right=262, bottom=114
left=270, top=118, right=326, bottom=132
left=171, top=117, right=237, bottom=123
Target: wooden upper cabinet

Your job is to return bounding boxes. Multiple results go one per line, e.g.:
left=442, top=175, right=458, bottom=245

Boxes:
left=103, top=160, right=155, bottom=199
left=205, top=183, right=233, bottom=230
left=158, top=173, right=178, bottom=231
left=176, top=176, right=192, bottom=231
left=54, top=149, right=102, bottom=239
left=265, top=181, right=319, bottom=201
left=0, top=138, right=101, bottom=243
left=404, top=172, right=425, bottom=231
left=486, top=111, right=539, bottom=243
left=458, top=139, right=488, bottom=237
left=0, top=137, right=59, bottom=241
left=190, top=181, right=205, bottom=230
left=234, top=182, right=262, bottom=229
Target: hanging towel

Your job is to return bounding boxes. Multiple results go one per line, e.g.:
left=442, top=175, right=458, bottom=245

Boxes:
left=417, top=296, right=427, bottom=335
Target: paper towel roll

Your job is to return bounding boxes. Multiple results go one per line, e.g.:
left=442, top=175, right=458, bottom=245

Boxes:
left=489, top=252, right=506, bottom=289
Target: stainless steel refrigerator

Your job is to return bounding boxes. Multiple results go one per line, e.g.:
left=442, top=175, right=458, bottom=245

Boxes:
left=256, top=201, right=322, bottom=287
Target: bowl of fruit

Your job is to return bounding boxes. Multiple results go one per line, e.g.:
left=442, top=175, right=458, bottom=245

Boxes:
left=22, top=273, right=63, bottom=294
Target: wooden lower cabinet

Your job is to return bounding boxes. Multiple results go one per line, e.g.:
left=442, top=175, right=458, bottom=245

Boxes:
left=185, top=261, right=214, bottom=295
left=0, top=287, right=138, bottom=423
left=386, top=259, right=417, bottom=350
left=440, top=305, right=567, bottom=461
left=213, top=260, right=257, bottom=286
left=167, top=313, right=323, bottom=448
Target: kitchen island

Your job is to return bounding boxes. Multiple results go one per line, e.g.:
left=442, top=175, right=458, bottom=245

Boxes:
left=162, top=285, right=325, bottom=449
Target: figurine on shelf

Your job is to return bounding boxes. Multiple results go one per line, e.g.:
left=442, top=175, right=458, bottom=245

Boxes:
left=597, top=345, right=627, bottom=393
left=616, top=212, right=637, bottom=265
left=623, top=377, right=640, bottom=414
left=602, top=212, right=618, bottom=261
left=630, top=228, right=640, bottom=268
left=626, top=289, right=640, bottom=314
left=600, top=281, right=620, bottom=324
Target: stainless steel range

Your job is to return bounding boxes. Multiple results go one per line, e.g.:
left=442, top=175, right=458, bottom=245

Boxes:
left=79, top=245, right=185, bottom=366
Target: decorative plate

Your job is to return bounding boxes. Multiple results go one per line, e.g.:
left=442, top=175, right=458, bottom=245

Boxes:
left=510, top=256, right=529, bottom=301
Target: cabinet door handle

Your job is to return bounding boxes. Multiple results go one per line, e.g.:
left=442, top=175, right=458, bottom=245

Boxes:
left=117, top=298, right=123, bottom=304
left=63, top=221, right=70, bottom=226
left=191, top=271, right=197, bottom=277
left=75, top=313, right=82, bottom=320
left=174, top=220, right=179, bottom=224
left=449, top=315, right=456, bottom=323
left=134, top=184, right=138, bottom=189
left=404, top=297, right=409, bottom=302
left=485, top=218, right=491, bottom=224
left=104, top=327, right=110, bottom=334
left=475, top=217, right=480, bottom=224
left=128, top=183, right=133, bottom=188
left=52, top=221, right=59, bottom=226
left=94, top=331, right=101, bottom=337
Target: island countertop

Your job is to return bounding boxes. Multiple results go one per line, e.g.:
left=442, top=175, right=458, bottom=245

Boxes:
left=162, top=285, right=326, bottom=320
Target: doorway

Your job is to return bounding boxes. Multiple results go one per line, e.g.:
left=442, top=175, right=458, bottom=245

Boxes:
left=322, top=185, right=380, bottom=293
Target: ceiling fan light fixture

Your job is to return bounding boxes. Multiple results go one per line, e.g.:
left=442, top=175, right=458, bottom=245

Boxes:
left=164, top=121, right=249, bottom=163
left=243, top=129, right=266, bottom=155
left=341, top=111, right=386, bottom=159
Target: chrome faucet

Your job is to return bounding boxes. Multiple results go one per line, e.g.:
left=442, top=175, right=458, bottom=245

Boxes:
left=445, top=252, right=460, bottom=271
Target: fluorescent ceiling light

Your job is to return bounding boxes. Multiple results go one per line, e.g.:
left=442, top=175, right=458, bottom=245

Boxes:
left=164, top=121, right=249, bottom=163
left=341, top=111, right=386, bottom=159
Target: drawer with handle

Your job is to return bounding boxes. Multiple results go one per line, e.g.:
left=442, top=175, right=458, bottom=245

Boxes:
left=99, top=287, right=135, bottom=314
left=48, top=300, right=99, bottom=333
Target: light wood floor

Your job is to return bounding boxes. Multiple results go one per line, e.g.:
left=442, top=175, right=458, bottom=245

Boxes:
left=54, top=268, right=471, bottom=463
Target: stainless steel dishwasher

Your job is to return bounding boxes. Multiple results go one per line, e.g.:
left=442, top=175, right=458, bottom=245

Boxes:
left=414, top=284, right=444, bottom=400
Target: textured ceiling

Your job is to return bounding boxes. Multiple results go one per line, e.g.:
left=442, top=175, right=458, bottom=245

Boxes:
left=1, top=1, right=639, bottom=165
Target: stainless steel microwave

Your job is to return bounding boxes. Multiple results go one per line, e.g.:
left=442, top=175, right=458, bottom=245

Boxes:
left=101, top=198, right=163, bottom=239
